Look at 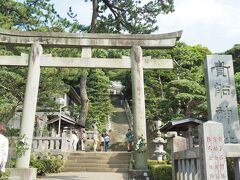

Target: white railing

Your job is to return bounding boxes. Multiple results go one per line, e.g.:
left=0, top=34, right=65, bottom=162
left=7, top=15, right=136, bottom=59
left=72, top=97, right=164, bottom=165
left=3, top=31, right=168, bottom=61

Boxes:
left=32, top=131, right=94, bottom=151
left=32, top=137, right=62, bottom=150
left=123, top=99, right=133, bottom=128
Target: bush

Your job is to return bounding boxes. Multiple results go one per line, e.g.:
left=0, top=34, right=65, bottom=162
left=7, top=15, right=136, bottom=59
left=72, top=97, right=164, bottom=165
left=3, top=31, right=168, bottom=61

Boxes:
left=30, top=154, right=64, bottom=176
left=0, top=169, right=11, bottom=180
left=148, top=160, right=172, bottom=180
left=30, top=159, right=47, bottom=176
left=0, top=169, right=10, bottom=180
left=9, top=158, right=16, bottom=168
left=148, top=160, right=167, bottom=165
left=48, top=158, right=63, bottom=173
left=9, top=153, right=64, bottom=176
left=5, top=128, right=20, bottom=137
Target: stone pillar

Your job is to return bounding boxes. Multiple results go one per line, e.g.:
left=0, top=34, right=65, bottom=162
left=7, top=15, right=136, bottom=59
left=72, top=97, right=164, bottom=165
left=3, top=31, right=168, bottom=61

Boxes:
left=170, top=135, right=187, bottom=180
left=131, top=46, right=148, bottom=170
left=16, top=42, right=42, bottom=168
left=204, top=55, right=240, bottom=143
left=198, top=121, right=228, bottom=180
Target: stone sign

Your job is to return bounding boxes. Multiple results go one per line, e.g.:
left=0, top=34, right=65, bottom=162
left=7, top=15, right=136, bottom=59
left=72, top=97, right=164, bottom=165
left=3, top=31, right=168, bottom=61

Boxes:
left=199, top=121, right=228, bottom=180
left=205, top=55, right=240, bottom=143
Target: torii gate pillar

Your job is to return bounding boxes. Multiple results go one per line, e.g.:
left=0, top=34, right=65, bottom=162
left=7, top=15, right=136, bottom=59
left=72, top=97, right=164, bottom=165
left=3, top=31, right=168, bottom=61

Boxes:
left=131, top=46, right=148, bottom=170
left=16, top=42, right=42, bottom=171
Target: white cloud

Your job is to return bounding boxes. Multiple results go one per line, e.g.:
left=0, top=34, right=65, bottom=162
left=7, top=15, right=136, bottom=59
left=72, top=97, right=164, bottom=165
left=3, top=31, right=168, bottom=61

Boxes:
left=156, top=0, right=240, bottom=52
left=16, top=0, right=240, bottom=53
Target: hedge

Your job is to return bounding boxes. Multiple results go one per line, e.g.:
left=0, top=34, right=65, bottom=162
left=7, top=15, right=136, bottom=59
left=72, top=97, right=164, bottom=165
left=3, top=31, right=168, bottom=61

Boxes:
left=148, top=160, right=172, bottom=180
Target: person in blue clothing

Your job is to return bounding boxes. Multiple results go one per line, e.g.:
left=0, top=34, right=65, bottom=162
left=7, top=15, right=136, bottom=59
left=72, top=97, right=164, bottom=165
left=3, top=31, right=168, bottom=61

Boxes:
left=104, top=132, right=110, bottom=152
left=126, top=128, right=134, bottom=152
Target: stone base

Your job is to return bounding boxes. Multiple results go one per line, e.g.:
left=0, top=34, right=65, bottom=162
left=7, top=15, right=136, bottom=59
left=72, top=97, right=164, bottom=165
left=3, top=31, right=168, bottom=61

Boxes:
left=129, top=169, right=150, bottom=180
left=8, top=168, right=37, bottom=180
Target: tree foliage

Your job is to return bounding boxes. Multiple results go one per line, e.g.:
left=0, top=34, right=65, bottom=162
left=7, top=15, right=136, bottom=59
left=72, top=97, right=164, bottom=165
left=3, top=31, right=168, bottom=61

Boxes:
left=225, top=44, right=240, bottom=72
left=0, top=0, right=215, bottom=134
left=143, top=43, right=211, bottom=125
left=0, top=1, right=81, bottom=123
left=225, top=44, right=240, bottom=110
left=87, top=69, right=112, bottom=131
left=95, top=0, right=174, bottom=33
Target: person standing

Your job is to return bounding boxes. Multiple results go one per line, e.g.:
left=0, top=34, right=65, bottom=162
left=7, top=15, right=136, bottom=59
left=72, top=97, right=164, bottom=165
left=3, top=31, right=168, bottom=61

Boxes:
left=0, top=123, right=9, bottom=173
left=71, top=131, right=79, bottom=150
left=126, top=128, right=134, bottom=152
left=81, top=129, right=87, bottom=151
left=93, top=130, right=99, bottom=152
left=100, top=134, right=105, bottom=152
left=104, top=133, right=110, bottom=152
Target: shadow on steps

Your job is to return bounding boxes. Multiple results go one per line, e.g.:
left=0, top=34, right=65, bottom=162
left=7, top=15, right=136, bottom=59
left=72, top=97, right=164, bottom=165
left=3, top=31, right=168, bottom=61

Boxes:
left=109, top=142, right=128, bottom=151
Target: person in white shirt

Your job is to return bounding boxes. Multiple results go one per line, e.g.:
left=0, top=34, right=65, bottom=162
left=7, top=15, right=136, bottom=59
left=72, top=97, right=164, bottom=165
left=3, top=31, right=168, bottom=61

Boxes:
left=71, top=131, right=79, bottom=150
left=0, top=123, right=9, bottom=173
left=93, top=130, right=99, bottom=152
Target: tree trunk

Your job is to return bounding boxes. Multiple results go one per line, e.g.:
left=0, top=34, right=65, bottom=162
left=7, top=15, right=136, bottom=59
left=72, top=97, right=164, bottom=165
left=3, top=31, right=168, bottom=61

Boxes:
left=79, top=73, right=89, bottom=125
left=89, top=0, right=98, bottom=33
left=79, top=0, right=98, bottom=126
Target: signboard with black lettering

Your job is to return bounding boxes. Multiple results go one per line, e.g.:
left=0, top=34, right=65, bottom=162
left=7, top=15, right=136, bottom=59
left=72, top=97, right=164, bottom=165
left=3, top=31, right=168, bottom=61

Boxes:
left=205, top=55, right=240, bottom=143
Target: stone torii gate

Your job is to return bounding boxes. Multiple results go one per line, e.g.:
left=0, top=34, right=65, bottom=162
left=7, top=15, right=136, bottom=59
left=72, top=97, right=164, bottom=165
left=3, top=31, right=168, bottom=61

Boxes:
left=0, top=28, right=182, bottom=178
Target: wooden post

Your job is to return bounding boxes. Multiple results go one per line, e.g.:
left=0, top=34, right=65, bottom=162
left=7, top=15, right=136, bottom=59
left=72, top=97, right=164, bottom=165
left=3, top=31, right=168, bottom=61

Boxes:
left=131, top=46, right=148, bottom=170
left=187, top=125, right=193, bottom=149
left=16, top=42, right=42, bottom=168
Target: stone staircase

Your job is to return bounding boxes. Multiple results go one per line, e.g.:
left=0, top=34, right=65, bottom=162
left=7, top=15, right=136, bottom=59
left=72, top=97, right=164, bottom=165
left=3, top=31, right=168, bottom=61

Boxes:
left=109, top=95, right=129, bottom=151
left=62, top=152, right=131, bottom=172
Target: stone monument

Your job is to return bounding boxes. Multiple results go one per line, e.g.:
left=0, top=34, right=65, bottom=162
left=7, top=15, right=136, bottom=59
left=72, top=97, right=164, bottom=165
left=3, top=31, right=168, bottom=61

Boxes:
left=205, top=55, right=240, bottom=143
left=199, top=121, right=228, bottom=180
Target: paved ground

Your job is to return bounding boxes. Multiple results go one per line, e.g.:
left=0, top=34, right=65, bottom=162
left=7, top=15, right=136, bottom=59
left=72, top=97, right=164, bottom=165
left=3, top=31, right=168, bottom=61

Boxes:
left=37, top=172, right=128, bottom=180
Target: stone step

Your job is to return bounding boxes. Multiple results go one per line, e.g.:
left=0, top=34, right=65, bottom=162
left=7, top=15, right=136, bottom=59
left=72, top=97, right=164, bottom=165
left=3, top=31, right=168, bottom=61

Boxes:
left=68, top=152, right=130, bottom=156
left=65, top=159, right=130, bottom=164
left=64, top=163, right=129, bottom=168
left=63, top=147, right=131, bottom=173
left=61, top=167, right=129, bottom=172
left=67, top=155, right=130, bottom=161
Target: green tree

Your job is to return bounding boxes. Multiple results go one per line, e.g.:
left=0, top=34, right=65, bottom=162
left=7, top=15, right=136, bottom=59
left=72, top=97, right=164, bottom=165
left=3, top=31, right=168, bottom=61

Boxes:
left=225, top=44, right=240, bottom=72
left=0, top=1, right=82, bottom=123
left=225, top=44, right=240, bottom=111
left=74, top=0, right=175, bottom=127
left=143, top=43, right=211, bottom=125
left=87, top=69, right=112, bottom=130
left=88, top=0, right=174, bottom=33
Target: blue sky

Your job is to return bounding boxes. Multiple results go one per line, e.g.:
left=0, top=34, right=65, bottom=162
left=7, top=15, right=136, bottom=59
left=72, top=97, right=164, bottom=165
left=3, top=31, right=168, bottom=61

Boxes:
left=17, top=0, right=240, bottom=53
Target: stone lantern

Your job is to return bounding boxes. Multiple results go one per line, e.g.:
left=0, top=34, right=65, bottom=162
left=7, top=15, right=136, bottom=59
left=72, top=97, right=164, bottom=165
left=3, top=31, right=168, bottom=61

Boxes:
left=152, top=119, right=167, bottom=161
